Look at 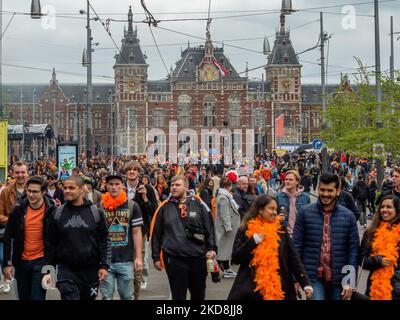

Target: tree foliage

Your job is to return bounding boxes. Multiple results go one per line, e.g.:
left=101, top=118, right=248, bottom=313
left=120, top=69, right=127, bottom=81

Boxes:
left=321, top=59, right=400, bottom=159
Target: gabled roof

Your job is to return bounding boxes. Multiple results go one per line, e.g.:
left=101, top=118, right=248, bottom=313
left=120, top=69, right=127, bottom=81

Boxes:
left=114, top=28, right=147, bottom=66
left=3, top=84, right=115, bottom=104
left=147, top=81, right=171, bottom=92
left=171, top=46, right=241, bottom=80
left=114, top=7, right=147, bottom=66
left=2, top=85, right=48, bottom=104
left=267, top=31, right=300, bottom=66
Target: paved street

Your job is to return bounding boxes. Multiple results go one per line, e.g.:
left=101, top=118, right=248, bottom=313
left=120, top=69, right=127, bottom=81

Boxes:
left=0, top=193, right=370, bottom=301
left=0, top=260, right=237, bottom=300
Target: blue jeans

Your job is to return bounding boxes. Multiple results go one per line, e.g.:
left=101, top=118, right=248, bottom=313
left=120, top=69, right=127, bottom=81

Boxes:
left=310, top=278, right=342, bottom=300
left=15, top=258, right=46, bottom=300
left=100, top=262, right=134, bottom=300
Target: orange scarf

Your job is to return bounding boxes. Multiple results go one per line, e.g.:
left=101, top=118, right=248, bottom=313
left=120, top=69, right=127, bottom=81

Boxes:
left=102, top=191, right=128, bottom=211
left=370, top=222, right=400, bottom=300
left=246, top=216, right=285, bottom=300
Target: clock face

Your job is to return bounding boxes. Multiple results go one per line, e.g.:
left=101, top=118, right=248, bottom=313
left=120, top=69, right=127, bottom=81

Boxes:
left=200, top=64, right=220, bottom=81
left=124, top=77, right=140, bottom=93
left=279, top=78, right=294, bottom=92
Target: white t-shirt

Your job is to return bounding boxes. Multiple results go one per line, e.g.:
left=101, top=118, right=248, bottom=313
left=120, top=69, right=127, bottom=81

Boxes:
left=47, top=188, right=56, bottom=198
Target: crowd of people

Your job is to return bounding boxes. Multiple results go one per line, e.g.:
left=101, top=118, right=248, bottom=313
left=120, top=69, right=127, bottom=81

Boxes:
left=0, top=149, right=399, bottom=300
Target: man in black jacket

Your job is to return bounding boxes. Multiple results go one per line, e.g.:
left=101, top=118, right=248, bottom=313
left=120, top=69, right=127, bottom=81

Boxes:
left=42, top=176, right=110, bottom=300
left=233, top=176, right=251, bottom=219
left=338, top=178, right=360, bottom=222
left=45, top=174, right=64, bottom=206
left=3, top=176, right=56, bottom=300
left=352, top=174, right=369, bottom=228
left=376, top=167, right=400, bottom=205
left=151, top=175, right=217, bottom=300
left=124, top=161, right=157, bottom=298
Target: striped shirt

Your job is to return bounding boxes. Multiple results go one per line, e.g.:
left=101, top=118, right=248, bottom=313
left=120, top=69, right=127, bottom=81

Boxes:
left=317, top=209, right=333, bottom=281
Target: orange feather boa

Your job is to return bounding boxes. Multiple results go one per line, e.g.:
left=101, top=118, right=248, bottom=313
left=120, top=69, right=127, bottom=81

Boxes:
left=101, top=191, right=128, bottom=211
left=370, top=222, right=400, bottom=300
left=246, top=216, right=285, bottom=300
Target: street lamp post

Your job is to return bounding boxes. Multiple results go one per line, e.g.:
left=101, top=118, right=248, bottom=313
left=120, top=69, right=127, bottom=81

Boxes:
left=108, top=89, right=114, bottom=167
left=32, top=88, right=36, bottom=124
left=52, top=89, right=57, bottom=149
left=374, top=0, right=384, bottom=190
left=80, top=1, right=99, bottom=158
left=20, top=89, right=24, bottom=159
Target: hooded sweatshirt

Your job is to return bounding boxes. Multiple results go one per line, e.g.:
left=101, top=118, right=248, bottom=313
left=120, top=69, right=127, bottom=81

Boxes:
left=45, top=200, right=111, bottom=270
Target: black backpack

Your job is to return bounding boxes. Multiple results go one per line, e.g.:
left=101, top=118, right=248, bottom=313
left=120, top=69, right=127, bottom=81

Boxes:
left=54, top=203, right=101, bottom=224
left=356, top=183, right=369, bottom=201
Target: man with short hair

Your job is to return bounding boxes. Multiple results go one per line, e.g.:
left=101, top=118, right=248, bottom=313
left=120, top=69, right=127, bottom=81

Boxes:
left=83, top=177, right=101, bottom=207
left=46, top=174, right=64, bottom=207
left=99, top=173, right=143, bottom=300
left=352, top=174, right=369, bottom=228
left=151, top=175, right=217, bottom=300
left=124, top=161, right=157, bottom=298
left=3, top=176, right=56, bottom=300
left=293, top=173, right=359, bottom=300
left=376, top=167, right=400, bottom=204
left=233, top=176, right=251, bottom=219
left=338, top=178, right=360, bottom=222
left=0, top=161, right=29, bottom=293
left=43, top=176, right=110, bottom=300
left=71, top=167, right=80, bottom=177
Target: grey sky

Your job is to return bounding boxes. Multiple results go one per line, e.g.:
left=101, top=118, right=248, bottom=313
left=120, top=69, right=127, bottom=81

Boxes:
left=2, top=0, right=400, bottom=85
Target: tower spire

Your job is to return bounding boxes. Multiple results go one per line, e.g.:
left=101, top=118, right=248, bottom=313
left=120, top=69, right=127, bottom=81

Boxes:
left=52, top=68, right=56, bottom=83
left=204, top=19, right=214, bottom=61
left=128, top=5, right=133, bottom=32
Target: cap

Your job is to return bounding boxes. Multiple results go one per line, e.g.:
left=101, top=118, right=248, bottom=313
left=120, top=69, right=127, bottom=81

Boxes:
left=105, top=172, right=125, bottom=183
left=83, top=177, right=95, bottom=186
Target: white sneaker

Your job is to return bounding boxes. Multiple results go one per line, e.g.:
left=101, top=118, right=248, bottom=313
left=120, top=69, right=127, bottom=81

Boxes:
left=140, top=279, right=148, bottom=290
left=223, top=269, right=237, bottom=278
left=3, top=280, right=11, bottom=293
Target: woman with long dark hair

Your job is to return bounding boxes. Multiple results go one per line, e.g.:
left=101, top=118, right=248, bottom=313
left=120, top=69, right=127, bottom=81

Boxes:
left=198, top=178, right=214, bottom=210
left=228, top=195, right=312, bottom=300
left=154, top=175, right=169, bottom=201
left=360, top=194, right=400, bottom=300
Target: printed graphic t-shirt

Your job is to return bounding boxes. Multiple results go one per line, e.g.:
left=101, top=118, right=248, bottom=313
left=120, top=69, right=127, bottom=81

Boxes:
left=103, top=200, right=143, bottom=263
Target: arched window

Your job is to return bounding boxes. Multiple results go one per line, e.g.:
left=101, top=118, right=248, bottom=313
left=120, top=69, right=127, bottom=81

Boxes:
left=228, top=95, right=241, bottom=127
left=178, top=94, right=191, bottom=127
left=203, top=94, right=216, bottom=127
left=153, top=109, right=165, bottom=127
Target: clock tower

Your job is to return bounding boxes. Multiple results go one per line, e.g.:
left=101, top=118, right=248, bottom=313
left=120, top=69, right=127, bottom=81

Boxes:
left=114, top=6, right=148, bottom=154
left=265, top=1, right=302, bottom=148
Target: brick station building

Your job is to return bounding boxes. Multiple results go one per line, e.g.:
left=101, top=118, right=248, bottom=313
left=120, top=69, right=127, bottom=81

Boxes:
left=3, top=5, right=340, bottom=161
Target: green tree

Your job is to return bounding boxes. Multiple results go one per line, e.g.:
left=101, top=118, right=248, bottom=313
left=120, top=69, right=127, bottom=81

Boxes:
left=321, top=59, right=400, bottom=159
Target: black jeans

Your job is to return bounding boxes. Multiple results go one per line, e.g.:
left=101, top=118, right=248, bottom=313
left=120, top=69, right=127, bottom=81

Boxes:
left=15, top=258, right=46, bottom=300
left=163, top=254, right=207, bottom=300
left=357, top=199, right=367, bottom=225
left=56, top=265, right=99, bottom=300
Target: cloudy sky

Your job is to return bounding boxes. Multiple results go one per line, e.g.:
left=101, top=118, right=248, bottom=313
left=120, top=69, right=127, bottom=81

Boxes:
left=2, top=0, right=400, bottom=85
